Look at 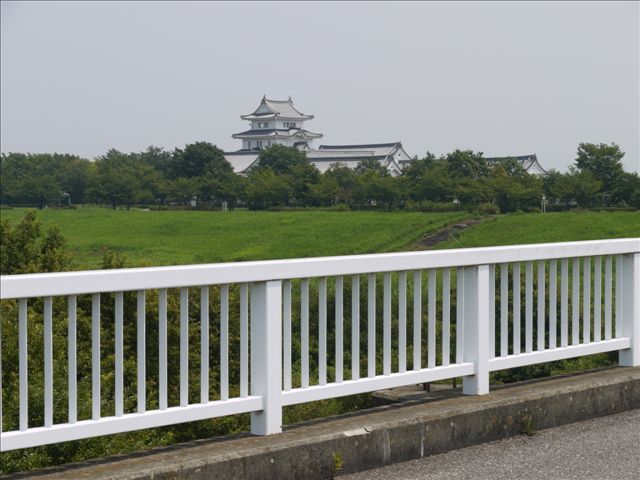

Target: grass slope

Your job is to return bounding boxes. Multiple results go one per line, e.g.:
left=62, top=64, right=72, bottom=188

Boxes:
left=0, top=208, right=469, bottom=269
left=435, top=211, right=640, bottom=249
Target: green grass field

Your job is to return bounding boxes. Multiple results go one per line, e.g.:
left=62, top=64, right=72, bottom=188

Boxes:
left=437, top=211, right=640, bottom=249
left=0, top=208, right=470, bottom=269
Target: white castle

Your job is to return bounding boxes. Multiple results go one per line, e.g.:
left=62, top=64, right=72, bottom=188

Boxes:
left=223, top=96, right=546, bottom=176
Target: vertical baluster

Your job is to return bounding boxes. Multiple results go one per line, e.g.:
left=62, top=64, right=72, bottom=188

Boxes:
left=368, top=273, right=376, bottom=377
left=399, top=271, right=407, bottom=372
left=240, top=283, right=249, bottom=397
left=414, top=271, right=423, bottom=369
left=335, top=276, right=344, bottom=383
left=594, top=257, right=602, bottom=342
left=561, top=259, right=569, bottom=347
left=383, top=272, right=392, bottom=375
left=351, top=275, right=360, bottom=380
left=549, top=260, right=557, bottom=349
left=583, top=257, right=591, bottom=343
left=319, top=277, right=327, bottom=385
left=525, top=261, right=533, bottom=353
left=68, top=295, right=77, bottom=423
left=115, top=292, right=124, bottom=417
left=489, top=265, right=495, bottom=359
left=428, top=269, right=436, bottom=368
left=615, top=255, right=622, bottom=338
left=605, top=256, right=612, bottom=340
left=159, top=289, right=168, bottom=410
left=283, top=280, right=292, bottom=391
left=455, top=268, right=463, bottom=363
left=179, top=287, right=189, bottom=407
left=513, top=264, right=521, bottom=355
left=500, top=264, right=509, bottom=357
left=442, top=269, right=450, bottom=366
left=537, top=261, right=545, bottom=351
left=572, top=258, right=580, bottom=345
left=137, top=291, right=146, bottom=412
left=200, top=287, right=209, bottom=404
left=44, top=297, right=53, bottom=427
left=19, top=298, right=28, bottom=431
left=91, top=293, right=101, bottom=419
left=301, top=279, right=309, bottom=388
left=220, top=285, right=229, bottom=400
left=383, top=273, right=394, bottom=375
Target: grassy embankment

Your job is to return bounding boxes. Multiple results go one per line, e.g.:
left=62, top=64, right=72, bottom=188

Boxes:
left=435, top=210, right=640, bottom=249
left=0, top=208, right=470, bottom=268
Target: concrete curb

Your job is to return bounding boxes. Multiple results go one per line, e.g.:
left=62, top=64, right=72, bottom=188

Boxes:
left=11, top=367, right=640, bottom=480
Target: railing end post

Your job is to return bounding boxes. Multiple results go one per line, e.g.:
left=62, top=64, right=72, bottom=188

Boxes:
left=619, top=253, right=639, bottom=367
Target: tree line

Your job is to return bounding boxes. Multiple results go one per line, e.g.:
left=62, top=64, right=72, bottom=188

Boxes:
left=1, top=141, right=638, bottom=212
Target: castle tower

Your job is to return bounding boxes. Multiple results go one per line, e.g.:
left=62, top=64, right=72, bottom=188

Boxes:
left=232, top=96, right=323, bottom=151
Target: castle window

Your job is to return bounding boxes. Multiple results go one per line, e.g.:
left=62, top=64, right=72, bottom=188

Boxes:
left=258, top=122, right=269, bottom=128
left=257, top=141, right=263, bottom=148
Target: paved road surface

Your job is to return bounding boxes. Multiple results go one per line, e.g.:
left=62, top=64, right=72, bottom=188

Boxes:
left=341, top=409, right=640, bottom=480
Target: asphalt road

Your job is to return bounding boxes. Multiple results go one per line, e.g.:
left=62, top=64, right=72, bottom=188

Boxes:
left=340, top=409, right=640, bottom=480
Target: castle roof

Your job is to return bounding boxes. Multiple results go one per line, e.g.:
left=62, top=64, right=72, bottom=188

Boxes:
left=485, top=154, right=547, bottom=175
left=232, top=128, right=323, bottom=139
left=319, top=142, right=404, bottom=157
left=241, top=97, right=313, bottom=121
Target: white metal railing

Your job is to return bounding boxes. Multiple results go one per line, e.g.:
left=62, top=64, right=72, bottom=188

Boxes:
left=0, top=239, right=638, bottom=451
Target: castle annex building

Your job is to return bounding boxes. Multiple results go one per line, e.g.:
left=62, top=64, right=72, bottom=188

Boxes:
left=224, top=97, right=546, bottom=176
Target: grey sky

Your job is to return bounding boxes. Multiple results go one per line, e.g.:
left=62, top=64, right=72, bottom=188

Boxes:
left=1, top=1, right=638, bottom=172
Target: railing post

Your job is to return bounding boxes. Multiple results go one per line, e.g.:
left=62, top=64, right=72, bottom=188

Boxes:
left=619, top=253, right=639, bottom=367
left=250, top=280, right=283, bottom=435
left=462, top=265, right=490, bottom=395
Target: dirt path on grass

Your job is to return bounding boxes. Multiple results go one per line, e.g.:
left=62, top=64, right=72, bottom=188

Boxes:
left=410, top=217, right=487, bottom=250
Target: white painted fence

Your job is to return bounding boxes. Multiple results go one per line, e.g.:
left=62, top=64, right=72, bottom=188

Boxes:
left=0, top=239, right=638, bottom=451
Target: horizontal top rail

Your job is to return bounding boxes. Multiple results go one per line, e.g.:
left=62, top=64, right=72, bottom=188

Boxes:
left=1, top=238, right=638, bottom=299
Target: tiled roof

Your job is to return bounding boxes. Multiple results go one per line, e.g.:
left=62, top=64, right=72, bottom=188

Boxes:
left=319, top=142, right=401, bottom=157
left=223, top=152, right=259, bottom=173
left=320, top=142, right=401, bottom=150
left=241, top=97, right=313, bottom=120
left=232, top=128, right=323, bottom=139
left=485, top=154, right=547, bottom=175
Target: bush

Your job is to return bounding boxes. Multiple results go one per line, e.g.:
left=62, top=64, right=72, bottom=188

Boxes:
left=474, top=203, right=500, bottom=215
left=404, top=200, right=462, bottom=212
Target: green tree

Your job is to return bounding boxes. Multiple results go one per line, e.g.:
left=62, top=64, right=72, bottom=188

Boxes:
left=445, top=149, right=489, bottom=179
left=169, top=177, right=200, bottom=206
left=355, top=157, right=388, bottom=176
left=87, top=149, right=161, bottom=208
left=170, top=142, right=232, bottom=179
left=253, top=144, right=310, bottom=175
left=400, top=152, right=438, bottom=180
left=574, top=142, right=625, bottom=193
left=0, top=210, right=71, bottom=274
left=245, top=169, right=292, bottom=209
left=565, top=168, right=602, bottom=207
left=22, top=174, right=62, bottom=209
left=140, top=145, right=173, bottom=177
left=611, top=172, right=640, bottom=207
left=320, top=163, right=358, bottom=206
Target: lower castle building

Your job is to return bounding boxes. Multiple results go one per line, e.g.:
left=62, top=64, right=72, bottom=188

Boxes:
left=224, top=97, right=546, bottom=176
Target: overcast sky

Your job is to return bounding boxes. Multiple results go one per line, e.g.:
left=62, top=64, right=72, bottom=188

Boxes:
left=1, top=1, right=638, bottom=172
